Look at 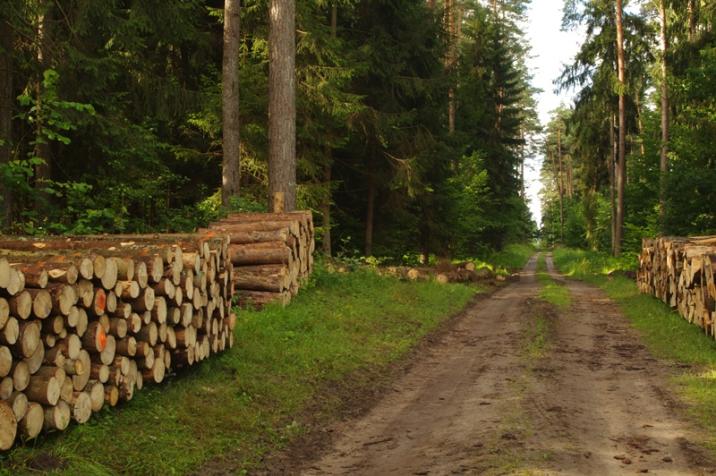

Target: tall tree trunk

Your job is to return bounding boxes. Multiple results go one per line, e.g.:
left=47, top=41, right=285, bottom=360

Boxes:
left=0, top=15, right=12, bottom=226
left=221, top=0, right=241, bottom=207
left=446, top=0, right=456, bottom=134
left=687, top=0, right=697, bottom=41
left=321, top=3, right=337, bottom=257
left=549, top=150, right=564, bottom=244
left=658, top=0, right=670, bottom=228
left=614, top=0, right=627, bottom=256
left=556, top=128, right=565, bottom=242
left=365, top=176, right=376, bottom=257
left=34, top=11, right=50, bottom=205
left=610, top=112, right=617, bottom=256
left=635, top=95, right=646, bottom=157
left=268, top=0, right=297, bottom=212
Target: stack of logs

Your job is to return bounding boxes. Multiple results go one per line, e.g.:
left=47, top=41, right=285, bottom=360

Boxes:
left=638, top=235, right=716, bottom=336
left=0, top=233, right=235, bottom=449
left=205, top=212, right=315, bottom=308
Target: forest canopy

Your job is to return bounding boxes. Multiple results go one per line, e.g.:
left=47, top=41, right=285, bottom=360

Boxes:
left=0, top=0, right=538, bottom=261
left=541, top=0, right=716, bottom=255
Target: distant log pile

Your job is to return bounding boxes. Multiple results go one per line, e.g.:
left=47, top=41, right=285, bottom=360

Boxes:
left=0, top=233, right=235, bottom=449
left=206, top=212, right=315, bottom=308
left=381, top=261, right=500, bottom=284
left=638, top=236, right=716, bottom=335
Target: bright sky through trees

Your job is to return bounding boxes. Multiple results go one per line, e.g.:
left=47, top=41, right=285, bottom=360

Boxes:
left=524, top=1, right=582, bottom=225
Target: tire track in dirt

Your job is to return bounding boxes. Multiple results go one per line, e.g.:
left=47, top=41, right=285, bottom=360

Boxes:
left=299, top=254, right=716, bottom=475
left=301, top=256, right=541, bottom=475
left=522, top=254, right=716, bottom=475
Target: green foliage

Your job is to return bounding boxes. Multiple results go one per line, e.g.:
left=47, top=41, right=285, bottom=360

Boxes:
left=543, top=1, right=716, bottom=253
left=536, top=254, right=571, bottom=309
left=1, top=267, right=476, bottom=474
left=552, top=247, right=637, bottom=277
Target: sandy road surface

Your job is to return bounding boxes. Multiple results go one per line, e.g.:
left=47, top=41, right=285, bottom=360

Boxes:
left=301, top=255, right=716, bottom=475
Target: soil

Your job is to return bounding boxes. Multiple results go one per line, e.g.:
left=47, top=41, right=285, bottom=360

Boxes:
left=292, top=255, right=716, bottom=475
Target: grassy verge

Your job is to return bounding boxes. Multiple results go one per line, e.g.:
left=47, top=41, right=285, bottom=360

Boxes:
left=553, top=247, right=716, bottom=452
left=536, top=254, right=570, bottom=309
left=1, top=267, right=477, bottom=475
left=488, top=243, right=536, bottom=273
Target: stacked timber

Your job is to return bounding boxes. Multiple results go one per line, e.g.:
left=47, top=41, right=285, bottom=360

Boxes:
left=638, top=236, right=716, bottom=336
left=0, top=233, right=235, bottom=449
left=206, top=212, right=315, bottom=308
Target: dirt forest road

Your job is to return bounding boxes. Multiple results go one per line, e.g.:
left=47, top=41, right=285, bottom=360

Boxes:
left=300, top=254, right=716, bottom=475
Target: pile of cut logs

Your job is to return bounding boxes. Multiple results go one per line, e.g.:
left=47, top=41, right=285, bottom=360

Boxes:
left=205, top=212, right=315, bottom=308
left=0, top=233, right=235, bottom=449
left=638, top=236, right=716, bottom=336
left=381, top=262, right=497, bottom=284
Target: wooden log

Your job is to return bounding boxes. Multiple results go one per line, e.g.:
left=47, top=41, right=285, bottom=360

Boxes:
left=0, top=377, right=12, bottom=399
left=15, top=320, right=41, bottom=358
left=116, top=280, right=140, bottom=300
left=109, top=317, right=128, bottom=339
left=10, top=263, right=48, bottom=289
left=228, top=243, right=293, bottom=266
left=101, top=384, right=118, bottom=407
left=54, top=334, right=81, bottom=360
left=48, top=283, right=77, bottom=316
left=0, top=346, right=11, bottom=378
left=8, top=291, right=32, bottom=320
left=87, top=381, right=104, bottom=412
left=71, top=350, right=91, bottom=392
left=25, top=375, right=61, bottom=406
left=100, top=335, right=116, bottom=366
left=131, top=287, right=155, bottom=313
left=135, top=322, right=158, bottom=347
left=24, top=341, right=44, bottom=374
left=0, top=317, right=18, bottom=345
left=43, top=400, right=71, bottom=431
left=0, top=259, right=9, bottom=290
left=0, top=297, right=8, bottom=330
left=59, top=376, right=73, bottom=403
left=19, top=402, right=43, bottom=441
left=68, top=391, right=92, bottom=424
left=7, top=391, right=27, bottom=422
left=83, top=321, right=107, bottom=353
left=90, top=363, right=109, bottom=383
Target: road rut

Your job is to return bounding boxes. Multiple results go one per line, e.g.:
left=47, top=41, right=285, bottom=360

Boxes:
left=300, top=255, right=716, bottom=475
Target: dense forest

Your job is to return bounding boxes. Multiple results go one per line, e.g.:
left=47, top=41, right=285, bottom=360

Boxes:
left=0, top=0, right=538, bottom=261
left=541, top=0, right=716, bottom=255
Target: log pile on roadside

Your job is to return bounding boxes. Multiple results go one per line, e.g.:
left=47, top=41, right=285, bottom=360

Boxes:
left=0, top=233, right=235, bottom=449
left=381, top=262, right=497, bottom=284
left=206, top=212, right=315, bottom=308
left=638, top=236, right=716, bottom=335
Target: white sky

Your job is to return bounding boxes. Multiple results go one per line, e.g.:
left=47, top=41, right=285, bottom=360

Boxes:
left=523, top=1, right=583, bottom=226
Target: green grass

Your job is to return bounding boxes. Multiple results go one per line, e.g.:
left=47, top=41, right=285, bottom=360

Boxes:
left=536, top=254, right=570, bottom=309
left=488, top=243, right=536, bottom=272
left=1, top=267, right=477, bottom=475
left=553, top=247, right=716, bottom=452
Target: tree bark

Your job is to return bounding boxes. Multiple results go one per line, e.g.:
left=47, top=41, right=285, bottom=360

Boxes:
left=687, top=0, right=698, bottom=42
left=659, top=0, right=670, bottom=228
left=365, top=175, right=376, bottom=257
left=610, top=112, right=617, bottom=256
left=268, top=0, right=297, bottom=211
left=221, top=0, right=241, bottom=207
left=614, top=0, right=627, bottom=256
left=0, top=16, right=12, bottom=226
left=557, top=126, right=565, bottom=242
left=34, top=12, right=51, bottom=204
left=321, top=4, right=337, bottom=257
left=446, top=0, right=456, bottom=134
